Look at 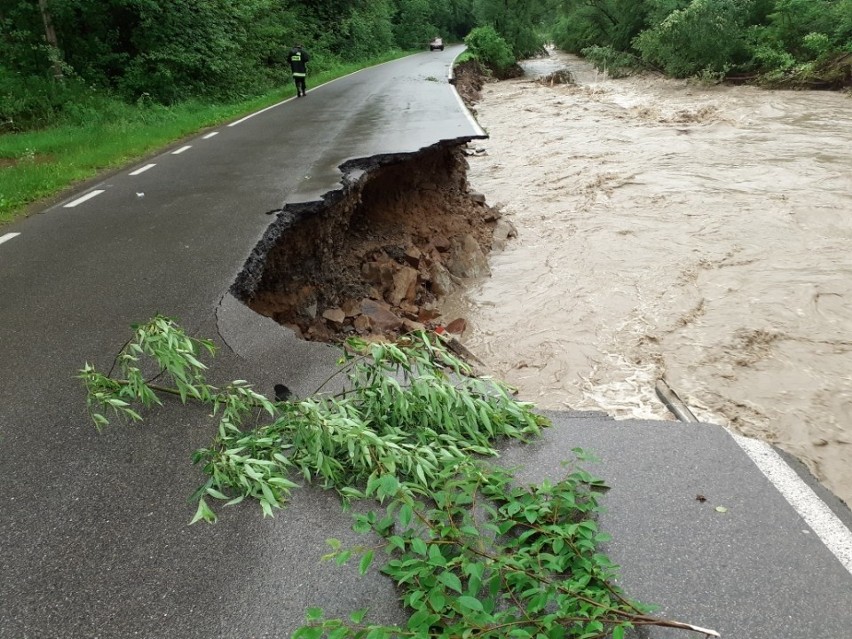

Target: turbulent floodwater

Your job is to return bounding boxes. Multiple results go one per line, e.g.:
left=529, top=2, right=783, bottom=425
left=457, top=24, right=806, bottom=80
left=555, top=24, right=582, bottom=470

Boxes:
left=450, top=51, right=852, bottom=505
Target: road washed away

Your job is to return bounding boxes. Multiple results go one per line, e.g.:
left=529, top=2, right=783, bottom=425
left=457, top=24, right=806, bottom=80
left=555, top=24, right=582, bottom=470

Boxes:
left=449, top=51, right=852, bottom=506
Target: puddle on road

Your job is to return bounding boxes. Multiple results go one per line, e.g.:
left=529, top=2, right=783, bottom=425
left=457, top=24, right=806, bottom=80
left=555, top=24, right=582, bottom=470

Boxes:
left=446, top=51, right=852, bottom=505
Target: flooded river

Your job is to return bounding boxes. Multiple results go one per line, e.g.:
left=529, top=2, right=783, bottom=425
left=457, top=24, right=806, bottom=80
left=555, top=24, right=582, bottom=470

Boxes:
left=452, top=51, right=852, bottom=505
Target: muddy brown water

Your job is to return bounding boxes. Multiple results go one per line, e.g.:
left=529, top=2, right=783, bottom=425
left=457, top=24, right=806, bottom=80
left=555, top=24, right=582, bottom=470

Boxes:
left=446, top=51, right=852, bottom=505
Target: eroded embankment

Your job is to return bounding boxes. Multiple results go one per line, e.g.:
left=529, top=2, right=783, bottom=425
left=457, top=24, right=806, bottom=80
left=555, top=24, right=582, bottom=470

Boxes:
left=233, top=143, right=512, bottom=342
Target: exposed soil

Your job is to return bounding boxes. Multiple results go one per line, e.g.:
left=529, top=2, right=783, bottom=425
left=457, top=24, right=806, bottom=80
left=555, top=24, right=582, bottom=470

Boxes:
left=238, top=141, right=503, bottom=343
left=452, top=60, right=487, bottom=110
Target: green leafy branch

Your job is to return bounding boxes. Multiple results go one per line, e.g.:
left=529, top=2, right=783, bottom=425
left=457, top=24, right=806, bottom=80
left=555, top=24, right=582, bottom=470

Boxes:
left=79, top=315, right=548, bottom=522
left=79, top=316, right=717, bottom=637
left=300, top=464, right=718, bottom=639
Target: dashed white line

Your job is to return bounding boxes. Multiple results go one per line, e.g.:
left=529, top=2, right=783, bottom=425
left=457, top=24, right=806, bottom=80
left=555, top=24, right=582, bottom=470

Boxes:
left=63, top=190, right=105, bottom=208
left=202, top=132, right=219, bottom=139
left=129, top=163, right=156, bottom=176
left=172, top=145, right=192, bottom=155
left=731, top=432, right=852, bottom=575
left=0, top=232, right=21, bottom=245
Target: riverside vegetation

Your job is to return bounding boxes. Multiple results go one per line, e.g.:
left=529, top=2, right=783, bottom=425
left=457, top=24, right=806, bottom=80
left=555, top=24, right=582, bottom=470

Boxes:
left=78, top=315, right=717, bottom=638
left=5, top=1, right=849, bottom=225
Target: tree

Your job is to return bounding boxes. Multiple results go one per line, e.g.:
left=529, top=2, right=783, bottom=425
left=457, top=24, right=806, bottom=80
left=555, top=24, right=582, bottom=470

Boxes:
left=37, top=0, right=63, bottom=78
left=394, top=0, right=438, bottom=49
left=473, top=0, right=550, bottom=58
left=634, top=0, right=754, bottom=77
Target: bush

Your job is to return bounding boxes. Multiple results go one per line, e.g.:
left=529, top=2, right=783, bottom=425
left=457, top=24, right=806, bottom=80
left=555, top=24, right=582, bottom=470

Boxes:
left=464, top=26, right=515, bottom=73
left=581, top=45, right=641, bottom=78
left=634, top=0, right=752, bottom=77
left=553, top=1, right=649, bottom=53
left=0, top=66, right=130, bottom=131
left=802, top=32, right=833, bottom=60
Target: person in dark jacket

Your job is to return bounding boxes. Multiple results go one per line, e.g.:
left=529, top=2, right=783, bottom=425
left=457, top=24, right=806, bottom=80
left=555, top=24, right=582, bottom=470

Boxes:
left=288, top=44, right=310, bottom=97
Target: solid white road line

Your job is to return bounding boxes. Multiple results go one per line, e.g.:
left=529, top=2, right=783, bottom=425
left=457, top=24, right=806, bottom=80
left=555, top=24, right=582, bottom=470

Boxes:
left=731, top=432, right=852, bottom=575
left=227, top=54, right=414, bottom=128
left=450, top=85, right=486, bottom=138
left=0, top=232, right=21, bottom=245
left=202, top=132, right=219, bottom=139
left=228, top=100, right=292, bottom=127
left=448, top=48, right=486, bottom=138
left=172, top=145, right=191, bottom=155
left=129, top=163, right=156, bottom=176
left=63, top=190, right=105, bottom=208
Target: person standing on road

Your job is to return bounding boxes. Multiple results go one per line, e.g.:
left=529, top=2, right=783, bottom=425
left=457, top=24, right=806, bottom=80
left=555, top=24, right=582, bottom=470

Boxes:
left=289, top=44, right=310, bottom=97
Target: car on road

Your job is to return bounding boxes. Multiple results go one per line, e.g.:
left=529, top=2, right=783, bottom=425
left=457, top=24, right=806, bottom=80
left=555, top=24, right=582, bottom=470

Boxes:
left=430, top=37, right=444, bottom=51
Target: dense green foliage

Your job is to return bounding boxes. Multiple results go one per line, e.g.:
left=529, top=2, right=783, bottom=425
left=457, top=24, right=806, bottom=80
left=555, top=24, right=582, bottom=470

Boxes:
left=80, top=316, right=714, bottom=638
left=464, top=26, right=516, bottom=73
left=553, top=0, right=852, bottom=83
left=3, top=0, right=848, bottom=132
left=1, top=0, right=566, bottom=132
left=79, top=316, right=549, bottom=520
left=3, top=0, right=847, bottom=224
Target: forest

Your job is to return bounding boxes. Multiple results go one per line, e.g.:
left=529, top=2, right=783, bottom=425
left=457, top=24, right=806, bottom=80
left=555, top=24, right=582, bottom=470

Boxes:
left=3, top=0, right=851, bottom=132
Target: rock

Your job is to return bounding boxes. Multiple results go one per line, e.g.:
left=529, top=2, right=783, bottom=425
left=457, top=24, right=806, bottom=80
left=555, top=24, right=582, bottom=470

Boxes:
left=399, top=302, right=420, bottom=319
left=492, top=219, right=519, bottom=251
left=403, top=319, right=426, bottom=333
left=389, top=265, right=419, bottom=306
left=403, top=246, right=422, bottom=267
left=447, top=234, right=491, bottom=279
left=445, top=318, right=467, bottom=335
left=360, top=299, right=403, bottom=332
left=307, top=318, right=335, bottom=341
left=341, top=298, right=361, bottom=317
left=353, top=315, right=372, bottom=333
left=431, top=235, right=452, bottom=252
left=469, top=190, right=486, bottom=204
left=483, top=206, right=502, bottom=222
left=362, top=260, right=395, bottom=291
left=418, top=307, right=442, bottom=323
left=429, top=262, right=456, bottom=297
left=322, top=308, right=346, bottom=324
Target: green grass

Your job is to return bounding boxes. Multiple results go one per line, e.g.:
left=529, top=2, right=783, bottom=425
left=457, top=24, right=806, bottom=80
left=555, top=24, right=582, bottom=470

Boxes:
left=0, top=49, right=413, bottom=227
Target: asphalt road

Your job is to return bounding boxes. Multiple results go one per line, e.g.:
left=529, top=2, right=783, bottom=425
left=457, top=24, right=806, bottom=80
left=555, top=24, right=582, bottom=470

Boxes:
left=2, top=46, right=851, bottom=639
left=0, top=47, right=482, bottom=638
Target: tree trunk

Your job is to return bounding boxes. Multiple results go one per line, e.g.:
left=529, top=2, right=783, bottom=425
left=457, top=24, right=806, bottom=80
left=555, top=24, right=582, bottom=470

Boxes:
left=37, top=0, right=64, bottom=79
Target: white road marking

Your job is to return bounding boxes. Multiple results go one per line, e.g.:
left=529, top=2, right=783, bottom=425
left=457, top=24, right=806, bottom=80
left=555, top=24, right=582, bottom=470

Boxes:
left=451, top=86, right=486, bottom=137
left=172, top=145, right=191, bottom=155
left=227, top=53, right=414, bottom=127
left=0, top=232, right=21, bottom=245
left=63, top=190, right=105, bottom=208
left=731, top=432, right=852, bottom=575
left=202, top=132, right=219, bottom=139
left=448, top=48, right=486, bottom=138
left=129, top=163, right=156, bottom=176
left=229, top=100, right=292, bottom=126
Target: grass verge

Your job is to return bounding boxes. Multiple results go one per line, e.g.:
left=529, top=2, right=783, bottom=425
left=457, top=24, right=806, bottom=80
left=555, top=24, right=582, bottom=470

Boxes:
left=0, top=49, right=413, bottom=227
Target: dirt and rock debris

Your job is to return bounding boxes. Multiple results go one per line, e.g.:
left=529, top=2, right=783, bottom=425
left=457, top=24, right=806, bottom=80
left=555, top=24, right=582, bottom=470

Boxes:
left=237, top=138, right=513, bottom=343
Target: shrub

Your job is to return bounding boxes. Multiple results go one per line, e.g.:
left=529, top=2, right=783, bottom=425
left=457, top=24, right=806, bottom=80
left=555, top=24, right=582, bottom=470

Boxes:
left=581, top=45, right=642, bottom=78
left=802, top=32, right=833, bottom=60
left=634, top=0, right=753, bottom=78
left=464, top=26, right=515, bottom=73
